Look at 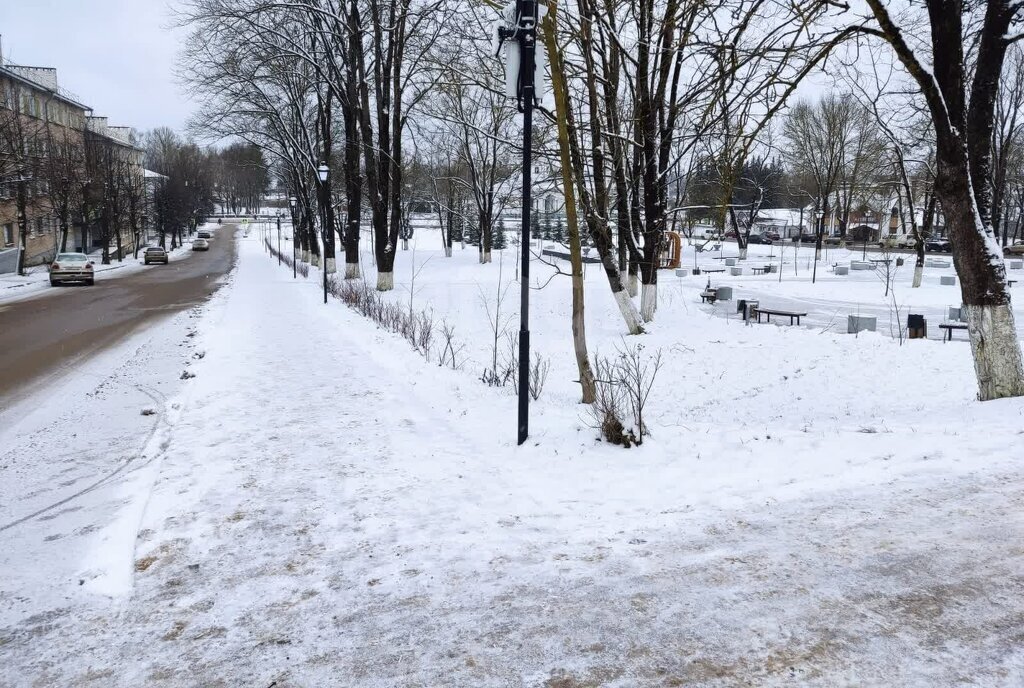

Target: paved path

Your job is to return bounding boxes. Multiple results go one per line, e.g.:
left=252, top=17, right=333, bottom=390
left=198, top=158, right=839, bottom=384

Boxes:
left=0, top=227, right=237, bottom=406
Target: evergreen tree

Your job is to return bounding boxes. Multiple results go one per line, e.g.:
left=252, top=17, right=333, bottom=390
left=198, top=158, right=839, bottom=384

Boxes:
left=543, top=215, right=553, bottom=241
left=493, top=221, right=507, bottom=250
left=464, top=216, right=480, bottom=247
left=530, top=212, right=541, bottom=239
left=552, top=216, right=565, bottom=244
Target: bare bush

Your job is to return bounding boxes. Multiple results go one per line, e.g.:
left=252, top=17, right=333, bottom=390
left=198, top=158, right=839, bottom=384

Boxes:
left=590, top=343, right=664, bottom=447
left=529, top=352, right=550, bottom=401
left=436, top=321, right=465, bottom=370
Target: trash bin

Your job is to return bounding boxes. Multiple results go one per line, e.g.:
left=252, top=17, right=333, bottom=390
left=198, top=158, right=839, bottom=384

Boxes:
left=896, top=257, right=905, bottom=266
left=738, top=299, right=759, bottom=321
left=907, top=314, right=927, bottom=339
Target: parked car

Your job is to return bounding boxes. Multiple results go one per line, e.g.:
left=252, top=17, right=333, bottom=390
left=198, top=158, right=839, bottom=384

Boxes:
left=880, top=233, right=913, bottom=249
left=49, top=252, right=94, bottom=286
left=1004, top=241, right=1024, bottom=256
left=193, top=238, right=210, bottom=251
left=143, top=246, right=169, bottom=265
left=724, top=229, right=738, bottom=239
left=795, top=233, right=818, bottom=243
left=824, top=236, right=844, bottom=246
left=925, top=237, right=952, bottom=253
left=197, top=230, right=214, bottom=240
left=747, top=233, right=772, bottom=245
left=763, top=230, right=781, bottom=241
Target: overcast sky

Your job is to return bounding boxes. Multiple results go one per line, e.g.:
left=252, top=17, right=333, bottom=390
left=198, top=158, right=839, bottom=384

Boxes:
left=0, top=1, right=193, bottom=134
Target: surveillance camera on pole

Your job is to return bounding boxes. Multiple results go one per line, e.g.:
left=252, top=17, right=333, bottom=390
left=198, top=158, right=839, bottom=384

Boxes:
left=494, top=1, right=546, bottom=446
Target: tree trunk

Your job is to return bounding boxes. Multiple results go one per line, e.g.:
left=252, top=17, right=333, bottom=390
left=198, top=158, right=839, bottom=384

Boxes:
left=937, top=157, right=1024, bottom=400
left=16, top=182, right=28, bottom=276
left=545, top=0, right=596, bottom=404
left=377, top=271, right=393, bottom=291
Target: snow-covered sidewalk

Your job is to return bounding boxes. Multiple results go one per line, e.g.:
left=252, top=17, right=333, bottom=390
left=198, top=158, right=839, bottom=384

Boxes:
left=3, top=234, right=1024, bottom=686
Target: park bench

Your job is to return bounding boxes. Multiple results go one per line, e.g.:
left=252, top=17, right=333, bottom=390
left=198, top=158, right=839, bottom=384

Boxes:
left=751, top=265, right=775, bottom=275
left=702, top=267, right=726, bottom=274
left=754, top=307, right=807, bottom=325
left=939, top=322, right=968, bottom=342
left=700, top=290, right=718, bottom=304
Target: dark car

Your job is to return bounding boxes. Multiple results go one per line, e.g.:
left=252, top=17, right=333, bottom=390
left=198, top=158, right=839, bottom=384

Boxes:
left=143, top=246, right=169, bottom=265
left=724, top=229, right=738, bottom=239
left=747, top=233, right=772, bottom=245
left=763, top=230, right=781, bottom=241
left=925, top=237, right=951, bottom=253
left=795, top=233, right=818, bottom=243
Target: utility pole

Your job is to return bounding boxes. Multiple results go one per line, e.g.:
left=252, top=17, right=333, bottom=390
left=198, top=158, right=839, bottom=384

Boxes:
left=498, top=0, right=542, bottom=446
left=277, top=214, right=282, bottom=266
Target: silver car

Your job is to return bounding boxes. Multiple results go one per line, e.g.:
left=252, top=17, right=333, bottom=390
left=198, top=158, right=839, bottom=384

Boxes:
left=49, top=253, right=95, bottom=286
left=192, top=238, right=210, bottom=251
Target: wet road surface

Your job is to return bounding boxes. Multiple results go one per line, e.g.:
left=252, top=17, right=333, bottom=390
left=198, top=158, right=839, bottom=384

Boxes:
left=0, top=226, right=238, bottom=406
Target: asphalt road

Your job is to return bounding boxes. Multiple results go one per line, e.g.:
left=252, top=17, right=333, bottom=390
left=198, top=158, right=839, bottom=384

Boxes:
left=0, top=226, right=238, bottom=406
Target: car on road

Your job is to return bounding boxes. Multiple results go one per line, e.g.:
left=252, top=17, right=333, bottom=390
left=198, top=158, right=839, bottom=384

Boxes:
left=747, top=233, right=772, bottom=245
left=1004, top=241, right=1024, bottom=256
left=763, top=230, right=781, bottom=241
left=197, top=230, right=213, bottom=240
left=192, top=238, right=210, bottom=251
left=880, top=233, right=914, bottom=249
left=925, top=236, right=952, bottom=253
left=143, top=246, right=169, bottom=265
left=724, top=229, right=738, bottom=239
left=49, top=253, right=94, bottom=286
left=795, top=233, right=818, bottom=243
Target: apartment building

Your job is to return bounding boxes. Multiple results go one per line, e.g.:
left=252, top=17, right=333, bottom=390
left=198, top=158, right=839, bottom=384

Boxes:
left=0, top=59, right=144, bottom=270
left=0, top=63, right=90, bottom=266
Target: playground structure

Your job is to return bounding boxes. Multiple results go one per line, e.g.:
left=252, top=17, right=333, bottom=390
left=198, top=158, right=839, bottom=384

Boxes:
left=658, top=231, right=682, bottom=269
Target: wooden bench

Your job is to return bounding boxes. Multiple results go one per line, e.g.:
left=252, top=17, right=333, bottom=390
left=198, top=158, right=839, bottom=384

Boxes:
left=939, top=322, right=968, bottom=342
left=700, top=290, right=718, bottom=304
left=754, top=308, right=807, bottom=325
left=751, top=265, right=774, bottom=275
left=702, top=267, right=726, bottom=274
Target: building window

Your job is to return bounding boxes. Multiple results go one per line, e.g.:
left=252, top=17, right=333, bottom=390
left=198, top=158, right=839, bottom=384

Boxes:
left=3, top=223, right=13, bottom=246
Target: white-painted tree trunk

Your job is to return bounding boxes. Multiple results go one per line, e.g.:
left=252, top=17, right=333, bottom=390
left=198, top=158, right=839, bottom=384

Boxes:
left=815, top=247, right=822, bottom=261
left=738, top=247, right=748, bottom=260
left=613, top=288, right=643, bottom=334
left=444, top=246, right=452, bottom=258
left=481, top=250, right=492, bottom=264
left=302, top=250, right=310, bottom=263
left=627, top=272, right=638, bottom=297
left=964, top=304, right=1024, bottom=400
left=311, top=254, right=321, bottom=268
left=377, top=271, right=394, bottom=291
left=640, top=283, right=657, bottom=321
left=912, top=264, right=923, bottom=288
left=325, top=257, right=337, bottom=274
left=344, top=262, right=360, bottom=279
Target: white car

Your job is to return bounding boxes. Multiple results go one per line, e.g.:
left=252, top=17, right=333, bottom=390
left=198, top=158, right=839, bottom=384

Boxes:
left=49, top=252, right=95, bottom=286
left=192, top=238, right=210, bottom=251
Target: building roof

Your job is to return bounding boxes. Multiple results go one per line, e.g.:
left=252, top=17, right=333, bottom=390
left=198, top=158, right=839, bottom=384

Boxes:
left=144, top=169, right=168, bottom=179
left=0, top=63, right=89, bottom=111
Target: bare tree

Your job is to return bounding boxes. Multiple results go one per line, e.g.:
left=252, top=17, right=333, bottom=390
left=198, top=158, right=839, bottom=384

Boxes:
left=860, top=0, right=1024, bottom=399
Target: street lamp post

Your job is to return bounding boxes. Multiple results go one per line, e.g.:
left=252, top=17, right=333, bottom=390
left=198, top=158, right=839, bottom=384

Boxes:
left=812, top=208, right=824, bottom=284
left=288, top=196, right=297, bottom=279
left=277, top=213, right=282, bottom=266
left=317, top=164, right=330, bottom=304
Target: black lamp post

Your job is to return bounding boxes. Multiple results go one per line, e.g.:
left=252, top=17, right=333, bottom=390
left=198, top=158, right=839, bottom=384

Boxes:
left=276, top=212, right=282, bottom=266
left=317, top=163, right=329, bottom=304
left=812, top=208, right=824, bottom=284
left=288, top=195, right=297, bottom=279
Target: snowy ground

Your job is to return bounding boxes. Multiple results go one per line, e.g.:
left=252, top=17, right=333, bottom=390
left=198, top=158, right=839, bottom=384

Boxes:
left=2, top=230, right=1023, bottom=686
